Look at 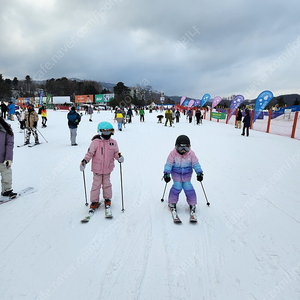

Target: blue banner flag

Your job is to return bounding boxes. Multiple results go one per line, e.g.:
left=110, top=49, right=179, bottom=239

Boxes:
left=201, top=94, right=210, bottom=107
left=253, top=91, right=273, bottom=123
left=39, top=91, right=43, bottom=105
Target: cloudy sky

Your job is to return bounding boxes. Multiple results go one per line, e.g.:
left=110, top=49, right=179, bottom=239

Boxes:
left=1, top=0, right=300, bottom=100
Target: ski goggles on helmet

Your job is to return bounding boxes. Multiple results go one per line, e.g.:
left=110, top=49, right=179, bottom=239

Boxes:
left=100, top=128, right=114, bottom=135
left=176, top=144, right=190, bottom=153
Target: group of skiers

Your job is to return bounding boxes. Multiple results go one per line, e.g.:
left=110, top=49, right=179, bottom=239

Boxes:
left=0, top=102, right=250, bottom=222
left=0, top=103, right=48, bottom=199
left=1, top=101, right=16, bottom=121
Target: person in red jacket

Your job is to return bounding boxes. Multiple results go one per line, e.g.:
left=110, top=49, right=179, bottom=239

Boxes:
left=80, top=121, right=124, bottom=218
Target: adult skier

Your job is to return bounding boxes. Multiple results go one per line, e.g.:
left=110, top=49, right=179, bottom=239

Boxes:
left=139, top=107, right=145, bottom=122
left=0, top=117, right=17, bottom=198
left=235, top=108, right=242, bottom=129
left=126, top=107, right=133, bottom=123
left=24, top=104, right=40, bottom=145
left=195, top=108, right=202, bottom=125
left=115, top=108, right=124, bottom=131
left=80, top=121, right=124, bottom=218
left=165, top=108, right=172, bottom=127
left=163, top=135, right=203, bottom=222
left=187, top=109, right=193, bottom=123
left=88, top=105, right=93, bottom=122
left=241, top=109, right=251, bottom=136
left=175, top=109, right=180, bottom=123
left=67, top=106, right=81, bottom=146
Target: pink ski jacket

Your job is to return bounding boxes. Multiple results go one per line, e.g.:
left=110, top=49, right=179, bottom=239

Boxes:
left=84, top=135, right=120, bottom=174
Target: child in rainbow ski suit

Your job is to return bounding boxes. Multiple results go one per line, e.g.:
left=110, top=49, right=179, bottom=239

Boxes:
left=163, top=135, right=203, bottom=206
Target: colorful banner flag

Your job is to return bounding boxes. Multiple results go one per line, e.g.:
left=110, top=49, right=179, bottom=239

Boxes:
left=201, top=94, right=210, bottom=107
left=211, top=96, right=222, bottom=109
left=180, top=96, right=186, bottom=106
left=182, top=99, right=189, bottom=107
left=187, top=100, right=195, bottom=108
left=46, top=94, right=51, bottom=105
left=252, top=90, right=273, bottom=123
left=39, top=91, right=43, bottom=105
left=194, top=99, right=201, bottom=107
left=228, top=95, right=245, bottom=121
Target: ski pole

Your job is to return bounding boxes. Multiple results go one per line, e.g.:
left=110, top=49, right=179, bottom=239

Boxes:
left=161, top=182, right=167, bottom=202
left=83, top=170, right=88, bottom=206
left=36, top=127, right=48, bottom=143
left=200, top=182, right=210, bottom=206
left=119, top=153, right=125, bottom=212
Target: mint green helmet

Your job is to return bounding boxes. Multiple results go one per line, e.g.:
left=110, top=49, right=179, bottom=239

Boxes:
left=97, top=122, right=114, bottom=135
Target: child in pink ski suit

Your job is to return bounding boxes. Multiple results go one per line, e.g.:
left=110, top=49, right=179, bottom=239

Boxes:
left=80, top=122, right=124, bottom=209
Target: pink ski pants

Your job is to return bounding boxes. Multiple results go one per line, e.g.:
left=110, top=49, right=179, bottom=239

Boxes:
left=90, top=173, right=112, bottom=202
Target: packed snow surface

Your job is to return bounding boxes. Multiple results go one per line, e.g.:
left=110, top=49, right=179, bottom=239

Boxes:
left=0, top=109, right=299, bottom=300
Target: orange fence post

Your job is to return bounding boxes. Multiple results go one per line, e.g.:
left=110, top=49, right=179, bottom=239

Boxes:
left=226, top=109, right=230, bottom=124
left=250, top=110, right=254, bottom=129
left=291, top=111, right=299, bottom=138
left=266, top=109, right=272, bottom=133
left=217, top=108, right=220, bottom=123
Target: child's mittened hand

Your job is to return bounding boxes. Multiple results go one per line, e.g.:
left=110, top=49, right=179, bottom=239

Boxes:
left=118, top=156, right=124, bottom=163
left=197, top=172, right=204, bottom=182
left=164, top=173, right=171, bottom=183
left=80, top=159, right=87, bottom=171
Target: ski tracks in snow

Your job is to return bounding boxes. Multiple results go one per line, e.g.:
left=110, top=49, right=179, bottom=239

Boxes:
left=96, top=189, right=154, bottom=300
left=198, top=218, right=219, bottom=300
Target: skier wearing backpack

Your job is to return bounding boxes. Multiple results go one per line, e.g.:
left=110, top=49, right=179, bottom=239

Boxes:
left=80, top=121, right=124, bottom=218
left=163, top=135, right=203, bottom=222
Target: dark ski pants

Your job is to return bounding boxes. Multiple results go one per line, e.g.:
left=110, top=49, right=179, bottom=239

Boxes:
left=242, top=125, right=249, bottom=136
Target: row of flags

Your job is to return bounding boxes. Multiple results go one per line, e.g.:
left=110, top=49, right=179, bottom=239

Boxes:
left=179, top=90, right=274, bottom=124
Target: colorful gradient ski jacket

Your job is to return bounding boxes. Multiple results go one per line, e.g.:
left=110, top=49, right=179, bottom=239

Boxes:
left=164, top=148, right=203, bottom=182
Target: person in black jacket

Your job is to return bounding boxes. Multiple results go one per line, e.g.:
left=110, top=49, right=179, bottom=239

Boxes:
left=67, top=107, right=81, bottom=146
left=241, top=109, right=251, bottom=136
left=235, top=108, right=242, bottom=129
left=195, top=108, right=202, bottom=125
left=1, top=102, right=7, bottom=119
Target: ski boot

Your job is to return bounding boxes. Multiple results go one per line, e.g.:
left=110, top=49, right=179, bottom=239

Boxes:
left=169, top=203, right=181, bottom=223
left=189, top=205, right=197, bottom=222
left=169, top=203, right=177, bottom=212
left=105, top=199, right=113, bottom=218
left=89, top=202, right=100, bottom=212
left=1, top=190, right=17, bottom=199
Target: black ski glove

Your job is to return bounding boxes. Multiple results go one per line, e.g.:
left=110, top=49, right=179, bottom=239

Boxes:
left=33, top=121, right=37, bottom=128
left=164, top=173, right=171, bottom=183
left=197, top=172, right=203, bottom=182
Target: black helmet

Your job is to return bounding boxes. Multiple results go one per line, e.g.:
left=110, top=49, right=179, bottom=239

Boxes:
left=175, top=135, right=191, bottom=155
